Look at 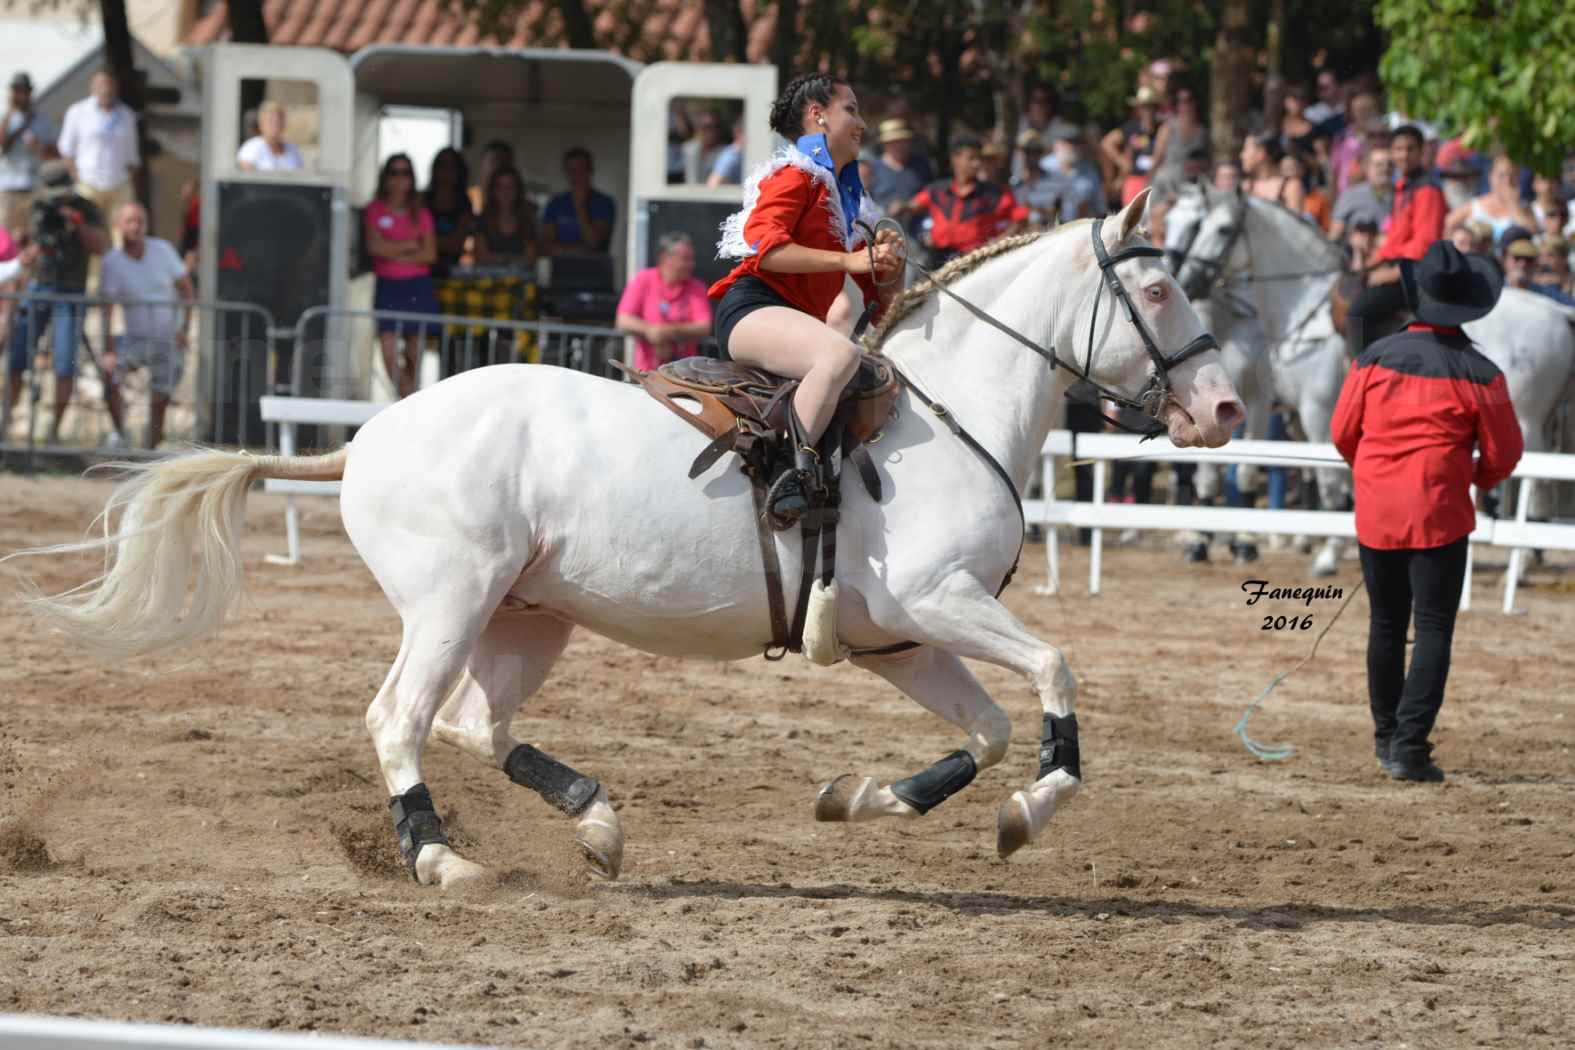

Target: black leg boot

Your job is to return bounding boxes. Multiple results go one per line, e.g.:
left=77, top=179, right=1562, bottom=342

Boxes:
left=765, top=407, right=825, bottom=531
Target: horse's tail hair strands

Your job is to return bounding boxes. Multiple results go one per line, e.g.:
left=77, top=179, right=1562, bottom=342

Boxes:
left=5, top=447, right=349, bottom=661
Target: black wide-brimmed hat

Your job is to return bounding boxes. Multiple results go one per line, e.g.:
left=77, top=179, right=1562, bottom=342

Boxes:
left=1400, top=240, right=1503, bottom=327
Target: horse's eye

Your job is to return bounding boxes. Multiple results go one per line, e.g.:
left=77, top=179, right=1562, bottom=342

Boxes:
left=1217, top=225, right=1234, bottom=238
left=1144, top=283, right=1168, bottom=303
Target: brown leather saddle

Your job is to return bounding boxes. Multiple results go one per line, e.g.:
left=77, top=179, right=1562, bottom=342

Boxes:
left=624, top=354, right=901, bottom=660
left=633, top=354, right=898, bottom=489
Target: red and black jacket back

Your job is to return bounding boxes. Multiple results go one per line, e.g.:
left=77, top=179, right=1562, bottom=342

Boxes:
left=1331, top=324, right=1523, bottom=550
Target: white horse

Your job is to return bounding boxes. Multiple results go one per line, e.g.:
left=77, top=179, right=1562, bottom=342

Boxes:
left=1165, top=187, right=1350, bottom=569
left=15, top=192, right=1243, bottom=888
left=1169, top=186, right=1575, bottom=576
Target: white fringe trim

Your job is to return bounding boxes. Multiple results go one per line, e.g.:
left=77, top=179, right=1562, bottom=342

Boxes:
left=717, top=145, right=874, bottom=261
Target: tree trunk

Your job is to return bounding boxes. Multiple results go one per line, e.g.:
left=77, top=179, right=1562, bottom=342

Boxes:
left=556, top=0, right=597, bottom=50
left=99, top=0, right=152, bottom=218
left=1210, top=0, right=1252, bottom=164
left=772, top=0, right=800, bottom=73
left=1261, top=0, right=1286, bottom=143
left=703, top=0, right=748, bottom=63
left=226, top=0, right=270, bottom=142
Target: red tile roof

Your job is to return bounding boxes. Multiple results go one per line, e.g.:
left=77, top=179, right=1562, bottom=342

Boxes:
left=186, top=0, right=781, bottom=62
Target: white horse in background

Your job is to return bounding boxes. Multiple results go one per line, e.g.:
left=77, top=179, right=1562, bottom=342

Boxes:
left=1165, top=186, right=1350, bottom=570
left=1169, top=186, right=1575, bottom=576
left=13, top=192, right=1244, bottom=888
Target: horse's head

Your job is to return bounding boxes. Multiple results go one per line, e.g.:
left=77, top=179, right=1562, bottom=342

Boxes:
left=1170, top=187, right=1249, bottom=302
left=1072, top=188, right=1244, bottom=448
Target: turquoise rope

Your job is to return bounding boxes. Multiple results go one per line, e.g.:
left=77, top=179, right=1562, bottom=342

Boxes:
left=1234, top=579, right=1366, bottom=762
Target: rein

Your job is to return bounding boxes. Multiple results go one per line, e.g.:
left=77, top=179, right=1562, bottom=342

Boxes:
left=857, top=217, right=1218, bottom=440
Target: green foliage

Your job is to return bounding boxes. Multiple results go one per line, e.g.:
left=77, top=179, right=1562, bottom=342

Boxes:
left=1376, top=0, right=1575, bottom=174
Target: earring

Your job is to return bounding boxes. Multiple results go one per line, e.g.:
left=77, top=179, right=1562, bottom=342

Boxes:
left=818, top=118, right=827, bottom=127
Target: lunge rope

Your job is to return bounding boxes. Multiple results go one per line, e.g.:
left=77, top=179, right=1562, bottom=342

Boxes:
left=1234, top=579, right=1365, bottom=761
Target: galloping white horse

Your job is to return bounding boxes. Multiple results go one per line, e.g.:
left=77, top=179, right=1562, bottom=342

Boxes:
left=1168, top=186, right=1575, bottom=575
left=16, top=191, right=1243, bottom=887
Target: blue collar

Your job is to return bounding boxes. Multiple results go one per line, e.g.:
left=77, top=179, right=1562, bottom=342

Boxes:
left=796, top=133, right=864, bottom=240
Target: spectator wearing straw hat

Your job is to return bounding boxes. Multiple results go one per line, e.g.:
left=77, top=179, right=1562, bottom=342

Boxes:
left=868, top=118, right=926, bottom=227
left=1332, top=240, right=1521, bottom=783
left=1501, top=227, right=1574, bottom=306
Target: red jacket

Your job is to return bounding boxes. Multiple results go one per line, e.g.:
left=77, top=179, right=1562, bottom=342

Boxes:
left=709, top=160, right=881, bottom=323
left=912, top=179, right=1028, bottom=254
left=1375, top=173, right=1446, bottom=262
left=1332, top=324, right=1523, bottom=550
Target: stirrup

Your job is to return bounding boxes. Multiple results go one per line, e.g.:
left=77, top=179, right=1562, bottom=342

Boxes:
left=765, top=468, right=813, bottom=531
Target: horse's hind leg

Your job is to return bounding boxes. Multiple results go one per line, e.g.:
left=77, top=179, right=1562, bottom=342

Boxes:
left=367, top=608, right=493, bottom=888
left=815, top=647, right=1011, bottom=823
left=431, top=613, right=624, bottom=879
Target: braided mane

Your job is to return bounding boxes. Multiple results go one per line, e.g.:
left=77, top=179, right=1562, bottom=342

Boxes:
left=862, top=219, right=1098, bottom=352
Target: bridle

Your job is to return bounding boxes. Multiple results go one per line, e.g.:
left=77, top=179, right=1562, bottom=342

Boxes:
left=858, top=216, right=1219, bottom=439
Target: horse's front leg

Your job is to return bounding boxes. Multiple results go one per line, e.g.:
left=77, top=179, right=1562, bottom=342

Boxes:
left=863, top=573, right=1081, bottom=859
left=815, top=646, right=1012, bottom=823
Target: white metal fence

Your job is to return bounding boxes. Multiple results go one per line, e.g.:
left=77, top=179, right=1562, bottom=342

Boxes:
left=0, top=1015, right=490, bottom=1050
left=1027, top=431, right=1575, bottom=615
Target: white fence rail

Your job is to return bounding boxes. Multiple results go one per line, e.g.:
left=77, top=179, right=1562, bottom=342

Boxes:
left=259, top=395, right=385, bottom=566
left=1025, top=431, right=1575, bottom=615
left=0, top=1015, right=487, bottom=1050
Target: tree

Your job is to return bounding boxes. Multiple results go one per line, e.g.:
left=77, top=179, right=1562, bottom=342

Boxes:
left=1209, top=0, right=1252, bottom=163
left=1376, top=0, right=1575, bottom=175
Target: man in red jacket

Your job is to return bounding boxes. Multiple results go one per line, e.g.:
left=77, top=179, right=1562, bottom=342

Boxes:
left=1332, top=240, right=1522, bottom=782
left=1344, top=125, right=1448, bottom=352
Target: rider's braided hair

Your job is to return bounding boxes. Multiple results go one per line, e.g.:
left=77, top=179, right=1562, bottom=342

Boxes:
left=769, top=73, right=846, bottom=139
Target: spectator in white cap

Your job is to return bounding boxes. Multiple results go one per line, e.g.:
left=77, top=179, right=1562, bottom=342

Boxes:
left=57, top=68, right=140, bottom=223
left=1, top=72, right=57, bottom=233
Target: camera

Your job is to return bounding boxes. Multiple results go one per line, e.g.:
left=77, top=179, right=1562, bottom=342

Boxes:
left=29, top=160, right=79, bottom=258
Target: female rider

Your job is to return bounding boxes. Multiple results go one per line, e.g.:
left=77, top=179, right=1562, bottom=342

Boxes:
left=709, top=74, right=903, bottom=528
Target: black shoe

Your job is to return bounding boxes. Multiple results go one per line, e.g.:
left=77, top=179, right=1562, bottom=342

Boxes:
left=1387, top=756, right=1446, bottom=783
left=1375, top=741, right=1396, bottom=776
left=765, top=468, right=812, bottom=531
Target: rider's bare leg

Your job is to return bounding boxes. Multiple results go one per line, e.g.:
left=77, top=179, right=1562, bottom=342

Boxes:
left=727, top=305, right=860, bottom=446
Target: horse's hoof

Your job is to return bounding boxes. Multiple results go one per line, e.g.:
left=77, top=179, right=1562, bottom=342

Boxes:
left=1311, top=553, right=1338, bottom=578
left=815, top=774, right=871, bottom=822
left=576, top=817, right=623, bottom=880
left=1233, top=542, right=1260, bottom=565
left=996, top=793, right=1032, bottom=860
left=1183, top=542, right=1209, bottom=564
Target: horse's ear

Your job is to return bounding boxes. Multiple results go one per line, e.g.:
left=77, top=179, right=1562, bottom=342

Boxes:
left=1105, top=187, right=1152, bottom=252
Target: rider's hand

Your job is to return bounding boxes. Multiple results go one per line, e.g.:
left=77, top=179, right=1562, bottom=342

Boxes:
left=1369, top=262, right=1401, bottom=285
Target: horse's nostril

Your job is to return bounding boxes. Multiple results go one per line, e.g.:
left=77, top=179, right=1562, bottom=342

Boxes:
left=1216, top=399, right=1246, bottom=430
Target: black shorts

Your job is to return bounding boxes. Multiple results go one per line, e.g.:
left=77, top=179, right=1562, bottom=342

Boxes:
left=712, top=275, right=793, bottom=360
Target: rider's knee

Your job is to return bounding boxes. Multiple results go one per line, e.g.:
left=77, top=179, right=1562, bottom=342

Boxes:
left=817, top=340, right=861, bottom=382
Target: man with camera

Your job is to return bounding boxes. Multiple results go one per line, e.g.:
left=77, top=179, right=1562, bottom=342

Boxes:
left=3, top=160, right=109, bottom=443
left=99, top=200, right=192, bottom=448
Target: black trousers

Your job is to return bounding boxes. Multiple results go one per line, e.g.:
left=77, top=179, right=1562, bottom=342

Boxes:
left=1358, top=537, right=1469, bottom=762
left=1346, top=279, right=1409, bottom=353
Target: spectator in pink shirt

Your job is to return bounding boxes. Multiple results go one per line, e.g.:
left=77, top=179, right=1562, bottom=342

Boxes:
left=364, top=153, right=437, bottom=398
left=615, top=232, right=713, bottom=371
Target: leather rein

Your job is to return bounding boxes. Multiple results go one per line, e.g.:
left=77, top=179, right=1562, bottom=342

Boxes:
left=837, top=217, right=1219, bottom=651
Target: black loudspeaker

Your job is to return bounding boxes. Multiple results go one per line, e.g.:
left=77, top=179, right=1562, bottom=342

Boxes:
left=643, top=199, right=738, bottom=288
left=209, top=181, right=333, bottom=445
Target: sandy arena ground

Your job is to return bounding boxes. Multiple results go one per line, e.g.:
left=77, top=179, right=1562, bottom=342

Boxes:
left=1, top=472, right=1572, bottom=1049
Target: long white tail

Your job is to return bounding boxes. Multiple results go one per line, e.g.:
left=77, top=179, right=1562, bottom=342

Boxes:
left=8, top=447, right=349, bottom=660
